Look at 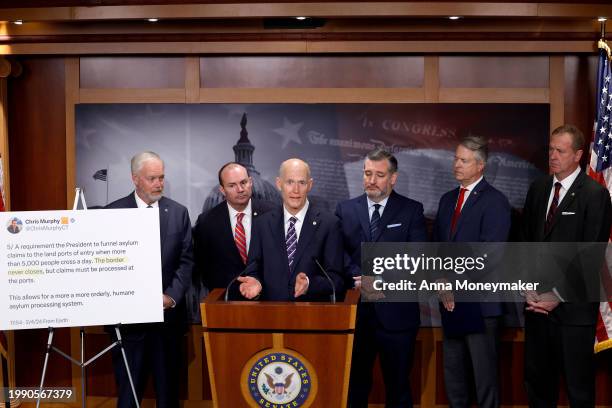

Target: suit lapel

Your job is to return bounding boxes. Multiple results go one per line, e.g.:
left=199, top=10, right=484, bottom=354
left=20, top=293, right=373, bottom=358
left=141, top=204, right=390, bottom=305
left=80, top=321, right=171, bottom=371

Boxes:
left=376, top=191, right=401, bottom=242
left=158, top=197, right=169, bottom=250
left=292, top=207, right=319, bottom=274
left=271, top=208, right=290, bottom=275
left=443, top=188, right=459, bottom=241
left=451, top=179, right=487, bottom=240
left=356, top=195, right=372, bottom=241
left=221, top=204, right=244, bottom=261
left=544, top=171, right=584, bottom=238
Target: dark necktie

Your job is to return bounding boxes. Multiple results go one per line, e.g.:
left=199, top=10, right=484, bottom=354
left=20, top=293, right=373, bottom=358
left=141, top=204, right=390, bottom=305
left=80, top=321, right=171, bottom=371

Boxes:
left=450, top=188, right=468, bottom=234
left=146, top=204, right=153, bottom=208
left=370, top=204, right=381, bottom=242
left=545, top=182, right=562, bottom=232
left=286, top=216, right=298, bottom=270
left=234, top=212, right=247, bottom=264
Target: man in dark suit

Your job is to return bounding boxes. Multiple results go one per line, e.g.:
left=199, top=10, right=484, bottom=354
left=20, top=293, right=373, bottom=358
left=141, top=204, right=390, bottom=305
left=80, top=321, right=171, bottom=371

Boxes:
left=520, top=125, right=612, bottom=407
left=192, top=162, right=275, bottom=297
left=106, top=151, right=194, bottom=408
left=335, top=148, right=427, bottom=408
left=238, top=158, right=344, bottom=301
left=433, top=136, right=511, bottom=408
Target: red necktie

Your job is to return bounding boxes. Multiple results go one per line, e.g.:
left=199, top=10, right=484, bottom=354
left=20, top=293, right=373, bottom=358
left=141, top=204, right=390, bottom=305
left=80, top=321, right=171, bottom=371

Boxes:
left=545, top=182, right=562, bottom=232
left=234, top=212, right=247, bottom=264
left=450, top=188, right=468, bottom=234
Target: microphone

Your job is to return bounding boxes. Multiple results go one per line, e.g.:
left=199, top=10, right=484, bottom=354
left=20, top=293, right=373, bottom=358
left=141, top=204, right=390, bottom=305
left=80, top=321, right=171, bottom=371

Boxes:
left=225, top=261, right=258, bottom=302
left=312, top=257, right=336, bottom=304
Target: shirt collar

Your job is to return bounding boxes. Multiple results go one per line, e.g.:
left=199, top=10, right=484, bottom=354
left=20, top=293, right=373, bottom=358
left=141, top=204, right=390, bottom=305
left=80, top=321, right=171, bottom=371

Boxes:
left=553, top=166, right=581, bottom=191
left=227, top=199, right=252, bottom=219
left=134, top=191, right=159, bottom=208
left=367, top=194, right=390, bottom=210
left=284, top=200, right=309, bottom=224
left=460, top=175, right=484, bottom=192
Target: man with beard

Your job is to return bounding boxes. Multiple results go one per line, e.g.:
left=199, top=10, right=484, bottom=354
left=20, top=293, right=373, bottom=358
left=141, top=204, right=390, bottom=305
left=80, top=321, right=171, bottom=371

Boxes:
left=106, top=151, right=193, bottom=408
left=193, top=162, right=275, bottom=298
left=335, top=148, right=427, bottom=407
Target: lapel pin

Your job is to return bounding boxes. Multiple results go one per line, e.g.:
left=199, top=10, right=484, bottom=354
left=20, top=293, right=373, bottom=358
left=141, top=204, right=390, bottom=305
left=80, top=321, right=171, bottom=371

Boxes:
left=254, top=212, right=258, bottom=216
left=313, top=221, right=317, bottom=225
left=571, top=193, right=575, bottom=196
left=164, top=208, right=168, bottom=212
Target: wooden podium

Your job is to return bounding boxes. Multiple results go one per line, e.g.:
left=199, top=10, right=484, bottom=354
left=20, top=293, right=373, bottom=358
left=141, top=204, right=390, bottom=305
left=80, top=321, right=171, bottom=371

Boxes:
left=201, top=288, right=359, bottom=408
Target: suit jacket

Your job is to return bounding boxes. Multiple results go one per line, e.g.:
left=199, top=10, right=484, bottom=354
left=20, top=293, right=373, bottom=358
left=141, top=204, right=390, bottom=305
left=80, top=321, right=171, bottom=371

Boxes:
left=520, top=171, right=612, bottom=325
left=247, top=205, right=345, bottom=301
left=433, top=178, right=511, bottom=336
left=193, top=199, right=276, bottom=292
left=335, top=190, right=428, bottom=330
left=105, top=193, right=194, bottom=329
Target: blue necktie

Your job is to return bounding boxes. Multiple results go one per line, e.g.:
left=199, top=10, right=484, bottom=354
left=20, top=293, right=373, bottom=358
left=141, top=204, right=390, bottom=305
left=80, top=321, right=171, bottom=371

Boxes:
left=286, top=216, right=298, bottom=270
left=370, top=204, right=381, bottom=241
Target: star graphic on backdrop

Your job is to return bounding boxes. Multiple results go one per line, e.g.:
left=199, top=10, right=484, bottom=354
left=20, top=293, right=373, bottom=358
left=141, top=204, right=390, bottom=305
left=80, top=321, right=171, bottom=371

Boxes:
left=273, top=118, right=303, bottom=149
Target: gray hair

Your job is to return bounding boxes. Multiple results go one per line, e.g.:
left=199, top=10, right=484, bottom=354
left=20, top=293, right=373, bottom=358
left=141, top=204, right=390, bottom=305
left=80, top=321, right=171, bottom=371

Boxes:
left=459, top=135, right=488, bottom=164
left=366, top=148, right=398, bottom=173
left=131, top=151, right=163, bottom=175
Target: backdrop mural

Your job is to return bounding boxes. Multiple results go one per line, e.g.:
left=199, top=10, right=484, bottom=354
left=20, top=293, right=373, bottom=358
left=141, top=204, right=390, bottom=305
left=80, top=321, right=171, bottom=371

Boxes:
left=76, top=103, right=550, bottom=325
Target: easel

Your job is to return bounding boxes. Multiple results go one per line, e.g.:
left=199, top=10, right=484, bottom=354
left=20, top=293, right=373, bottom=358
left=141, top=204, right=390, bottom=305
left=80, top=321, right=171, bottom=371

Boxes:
left=36, top=188, right=140, bottom=408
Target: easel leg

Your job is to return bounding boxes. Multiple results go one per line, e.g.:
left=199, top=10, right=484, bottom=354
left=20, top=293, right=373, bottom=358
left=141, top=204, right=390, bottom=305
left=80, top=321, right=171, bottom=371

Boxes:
left=115, top=327, right=140, bottom=408
left=36, top=328, right=54, bottom=408
left=80, top=328, right=86, bottom=408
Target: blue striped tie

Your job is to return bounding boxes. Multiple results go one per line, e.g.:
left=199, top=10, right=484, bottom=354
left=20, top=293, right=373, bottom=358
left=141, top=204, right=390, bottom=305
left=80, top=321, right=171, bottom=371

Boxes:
left=286, top=216, right=298, bottom=270
left=370, top=204, right=381, bottom=241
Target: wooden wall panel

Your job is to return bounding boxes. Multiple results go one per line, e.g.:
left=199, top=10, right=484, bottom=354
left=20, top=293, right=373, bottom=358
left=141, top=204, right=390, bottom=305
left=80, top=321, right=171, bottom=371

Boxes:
left=200, top=56, right=424, bottom=88
left=439, top=56, right=549, bottom=88
left=564, top=55, right=598, bottom=139
left=8, top=57, right=66, bottom=211
left=80, top=57, right=185, bottom=88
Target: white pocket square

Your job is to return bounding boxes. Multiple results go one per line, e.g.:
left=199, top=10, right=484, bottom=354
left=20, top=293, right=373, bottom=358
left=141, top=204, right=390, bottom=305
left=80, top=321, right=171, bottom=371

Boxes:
left=387, top=223, right=402, bottom=228
left=561, top=211, right=575, bottom=215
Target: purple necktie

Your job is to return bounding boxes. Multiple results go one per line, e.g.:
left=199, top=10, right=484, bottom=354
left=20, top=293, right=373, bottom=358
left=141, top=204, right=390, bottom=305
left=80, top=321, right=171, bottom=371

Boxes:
left=286, top=216, right=298, bottom=270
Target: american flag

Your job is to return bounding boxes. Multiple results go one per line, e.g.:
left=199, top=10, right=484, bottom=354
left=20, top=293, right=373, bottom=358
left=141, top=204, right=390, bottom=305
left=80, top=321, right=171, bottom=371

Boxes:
left=93, top=168, right=108, bottom=181
left=588, top=39, right=612, bottom=353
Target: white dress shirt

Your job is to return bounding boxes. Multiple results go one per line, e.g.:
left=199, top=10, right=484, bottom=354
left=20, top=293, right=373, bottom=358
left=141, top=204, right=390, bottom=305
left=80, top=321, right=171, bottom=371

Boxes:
left=283, top=200, right=310, bottom=240
left=545, top=166, right=581, bottom=218
left=367, top=195, right=389, bottom=220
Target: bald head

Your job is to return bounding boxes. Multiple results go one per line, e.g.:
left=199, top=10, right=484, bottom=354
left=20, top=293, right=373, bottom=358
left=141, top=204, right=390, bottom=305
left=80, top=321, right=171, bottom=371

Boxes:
left=279, top=158, right=311, bottom=179
left=276, top=158, right=313, bottom=215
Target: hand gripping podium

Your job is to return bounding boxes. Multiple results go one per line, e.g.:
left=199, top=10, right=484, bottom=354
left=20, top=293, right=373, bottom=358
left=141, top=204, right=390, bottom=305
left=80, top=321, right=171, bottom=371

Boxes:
left=201, top=288, right=359, bottom=408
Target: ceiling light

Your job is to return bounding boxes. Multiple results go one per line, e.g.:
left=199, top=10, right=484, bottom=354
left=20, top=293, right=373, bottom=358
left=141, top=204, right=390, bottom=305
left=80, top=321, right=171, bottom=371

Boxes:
left=449, top=16, right=461, bottom=20
left=147, top=18, right=159, bottom=22
left=13, top=20, right=23, bottom=25
left=296, top=17, right=307, bottom=20
left=598, top=17, right=607, bottom=22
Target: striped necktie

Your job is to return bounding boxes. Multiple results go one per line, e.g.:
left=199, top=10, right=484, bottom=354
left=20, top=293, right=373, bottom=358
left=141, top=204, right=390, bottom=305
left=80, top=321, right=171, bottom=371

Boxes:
left=234, top=212, right=247, bottom=264
left=370, top=204, right=381, bottom=241
left=286, top=216, right=298, bottom=270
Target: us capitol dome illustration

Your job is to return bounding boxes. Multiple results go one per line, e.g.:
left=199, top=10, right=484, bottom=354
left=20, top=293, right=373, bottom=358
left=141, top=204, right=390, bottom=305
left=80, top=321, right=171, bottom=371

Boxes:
left=201, top=113, right=281, bottom=213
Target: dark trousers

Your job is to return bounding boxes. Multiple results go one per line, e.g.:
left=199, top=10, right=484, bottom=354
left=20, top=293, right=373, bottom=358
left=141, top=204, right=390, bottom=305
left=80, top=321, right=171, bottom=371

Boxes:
left=348, top=304, right=418, bottom=408
left=524, top=313, right=596, bottom=408
left=443, top=316, right=500, bottom=408
left=111, top=325, right=182, bottom=408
